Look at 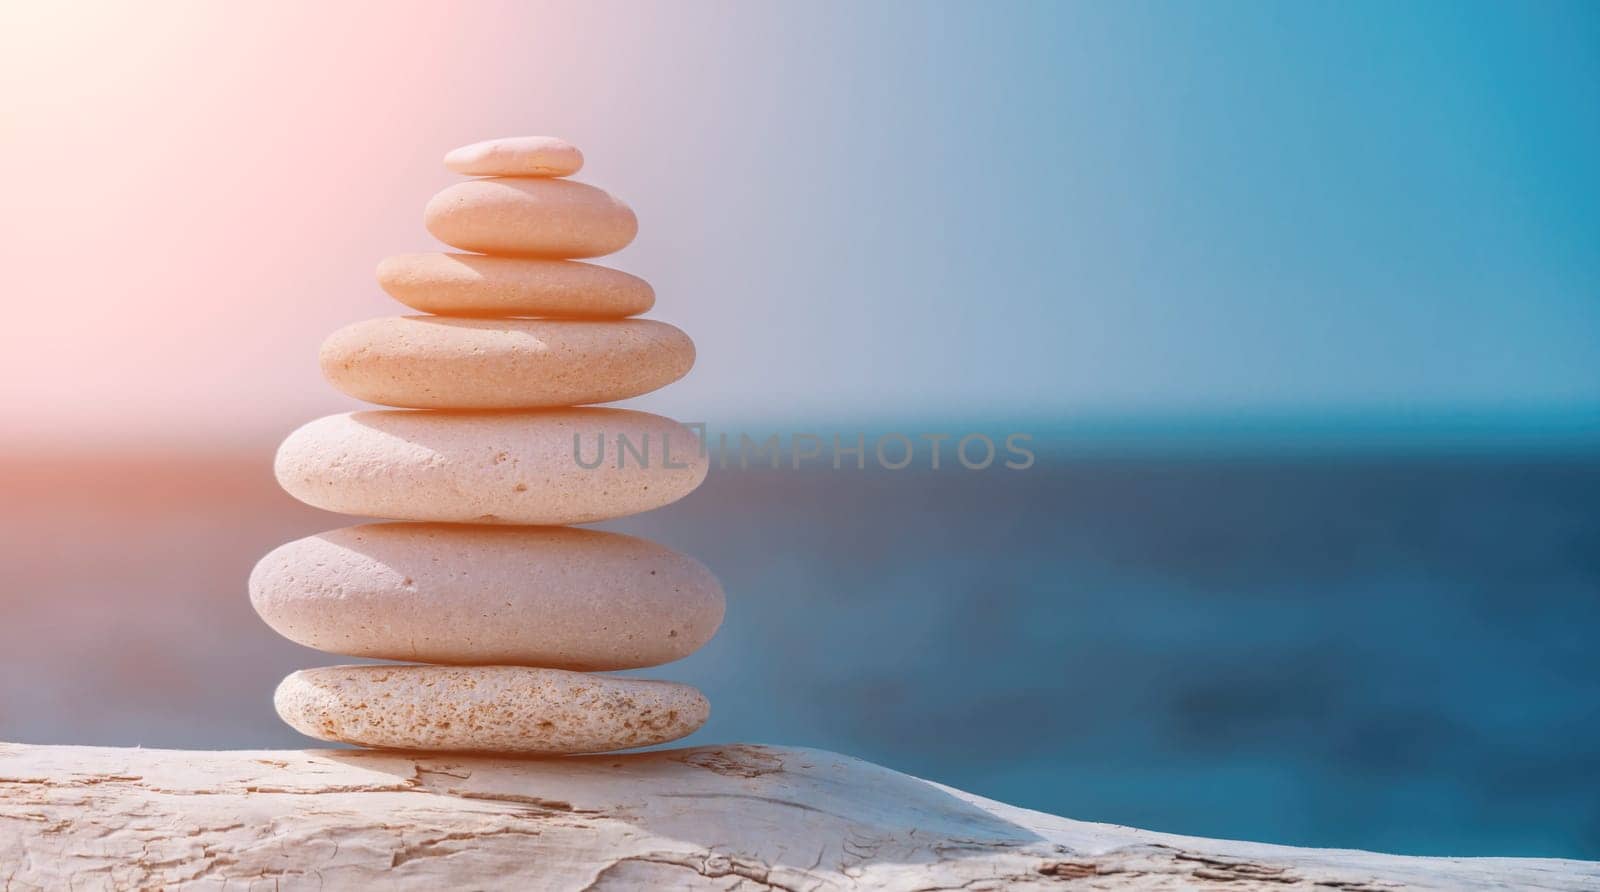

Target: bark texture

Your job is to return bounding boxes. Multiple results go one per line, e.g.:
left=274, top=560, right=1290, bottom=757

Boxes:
left=1, top=741, right=1594, bottom=890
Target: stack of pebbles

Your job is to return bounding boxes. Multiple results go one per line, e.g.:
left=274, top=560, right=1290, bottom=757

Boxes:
left=250, top=137, right=721, bottom=754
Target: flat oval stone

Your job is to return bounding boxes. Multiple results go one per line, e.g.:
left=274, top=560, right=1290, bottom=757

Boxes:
left=274, top=408, right=708, bottom=525
left=250, top=524, right=725, bottom=670
left=376, top=253, right=654, bottom=318
left=275, top=665, right=708, bottom=753
left=425, top=178, right=637, bottom=258
left=444, top=136, right=584, bottom=177
left=319, top=317, right=694, bottom=410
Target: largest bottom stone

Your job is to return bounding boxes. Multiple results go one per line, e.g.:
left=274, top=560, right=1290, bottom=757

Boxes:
left=275, top=665, right=708, bottom=754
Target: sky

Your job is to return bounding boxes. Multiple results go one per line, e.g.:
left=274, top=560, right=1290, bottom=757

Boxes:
left=1, top=0, right=1596, bottom=445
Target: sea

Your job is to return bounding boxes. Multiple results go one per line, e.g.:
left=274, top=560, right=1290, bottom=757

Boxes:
left=1, top=433, right=1596, bottom=859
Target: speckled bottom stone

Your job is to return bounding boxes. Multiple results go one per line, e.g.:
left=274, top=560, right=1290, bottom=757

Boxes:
left=274, top=665, right=708, bottom=754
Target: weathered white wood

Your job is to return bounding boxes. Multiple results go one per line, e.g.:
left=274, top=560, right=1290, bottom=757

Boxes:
left=0, top=741, right=1593, bottom=890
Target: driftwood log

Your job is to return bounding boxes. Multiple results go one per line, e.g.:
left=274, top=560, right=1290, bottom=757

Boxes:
left=1, top=741, right=1594, bottom=890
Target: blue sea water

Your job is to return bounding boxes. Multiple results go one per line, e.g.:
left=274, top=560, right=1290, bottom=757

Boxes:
left=1, top=447, right=1596, bottom=859
left=605, top=452, right=1600, bottom=859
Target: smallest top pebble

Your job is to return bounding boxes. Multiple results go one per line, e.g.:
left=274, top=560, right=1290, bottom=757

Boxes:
left=444, top=136, right=584, bottom=177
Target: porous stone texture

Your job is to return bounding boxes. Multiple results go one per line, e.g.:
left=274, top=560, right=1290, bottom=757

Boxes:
left=444, top=135, right=584, bottom=177
left=319, top=316, right=694, bottom=409
left=376, top=253, right=654, bottom=318
left=274, top=664, right=708, bottom=753
left=425, top=177, right=637, bottom=258
left=273, top=407, right=708, bottom=525
left=3, top=742, right=1593, bottom=891
left=250, top=523, right=725, bottom=670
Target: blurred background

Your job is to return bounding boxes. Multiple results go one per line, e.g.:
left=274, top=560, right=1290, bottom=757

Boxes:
left=2, top=0, right=1597, bottom=860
